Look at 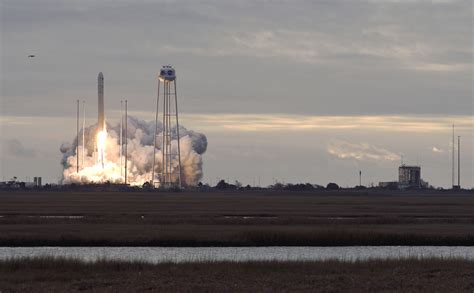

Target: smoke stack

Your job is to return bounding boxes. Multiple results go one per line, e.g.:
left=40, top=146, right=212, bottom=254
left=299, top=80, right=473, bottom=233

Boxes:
left=98, top=72, right=105, bottom=131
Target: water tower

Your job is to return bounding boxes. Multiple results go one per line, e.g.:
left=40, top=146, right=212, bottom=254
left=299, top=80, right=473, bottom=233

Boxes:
left=151, top=65, right=182, bottom=188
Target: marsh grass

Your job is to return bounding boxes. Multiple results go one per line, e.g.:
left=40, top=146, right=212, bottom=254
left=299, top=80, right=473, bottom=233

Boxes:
left=1, top=229, right=473, bottom=246
left=1, top=191, right=474, bottom=247
left=0, top=257, right=473, bottom=292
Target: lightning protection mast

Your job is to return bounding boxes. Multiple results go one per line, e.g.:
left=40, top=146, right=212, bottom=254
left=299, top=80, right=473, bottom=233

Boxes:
left=151, top=65, right=182, bottom=189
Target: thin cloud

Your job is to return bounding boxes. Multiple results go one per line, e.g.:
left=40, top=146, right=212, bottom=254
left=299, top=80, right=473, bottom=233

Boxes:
left=179, top=114, right=473, bottom=133
left=432, top=147, right=444, bottom=153
left=327, top=140, right=400, bottom=162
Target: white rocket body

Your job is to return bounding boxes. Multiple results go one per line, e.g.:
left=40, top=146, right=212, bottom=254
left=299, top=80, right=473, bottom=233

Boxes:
left=97, top=72, right=105, bottom=168
left=98, top=72, right=105, bottom=132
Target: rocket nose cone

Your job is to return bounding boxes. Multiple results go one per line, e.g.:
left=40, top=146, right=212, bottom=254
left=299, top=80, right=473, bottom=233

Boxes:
left=98, top=72, right=103, bottom=79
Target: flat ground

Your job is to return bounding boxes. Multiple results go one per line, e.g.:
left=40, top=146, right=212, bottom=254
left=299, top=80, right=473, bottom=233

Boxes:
left=0, top=190, right=473, bottom=246
left=0, top=258, right=473, bottom=292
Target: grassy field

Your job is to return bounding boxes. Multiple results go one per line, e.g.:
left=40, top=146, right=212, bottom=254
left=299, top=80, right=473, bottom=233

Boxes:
left=0, top=190, right=473, bottom=246
left=0, top=257, right=473, bottom=292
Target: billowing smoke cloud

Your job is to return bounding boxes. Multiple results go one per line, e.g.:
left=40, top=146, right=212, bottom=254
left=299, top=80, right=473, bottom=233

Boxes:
left=60, top=116, right=207, bottom=186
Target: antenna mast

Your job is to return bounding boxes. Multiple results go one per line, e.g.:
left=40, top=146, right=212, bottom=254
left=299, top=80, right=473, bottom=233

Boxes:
left=458, top=136, right=461, bottom=188
left=82, top=100, right=86, bottom=169
left=76, top=99, right=79, bottom=173
left=124, top=100, right=128, bottom=185
left=120, top=100, right=123, bottom=178
left=452, top=124, right=455, bottom=188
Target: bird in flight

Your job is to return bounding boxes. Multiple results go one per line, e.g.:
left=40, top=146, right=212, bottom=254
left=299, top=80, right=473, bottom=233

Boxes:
left=28, top=55, right=35, bottom=58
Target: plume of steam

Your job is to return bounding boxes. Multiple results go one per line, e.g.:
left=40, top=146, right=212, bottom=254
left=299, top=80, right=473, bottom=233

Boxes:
left=60, top=116, right=207, bottom=186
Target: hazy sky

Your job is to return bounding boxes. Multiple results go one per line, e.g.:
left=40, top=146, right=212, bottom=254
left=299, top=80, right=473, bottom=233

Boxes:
left=1, top=0, right=473, bottom=187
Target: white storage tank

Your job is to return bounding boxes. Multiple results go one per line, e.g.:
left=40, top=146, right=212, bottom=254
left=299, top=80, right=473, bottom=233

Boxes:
left=159, top=65, right=176, bottom=82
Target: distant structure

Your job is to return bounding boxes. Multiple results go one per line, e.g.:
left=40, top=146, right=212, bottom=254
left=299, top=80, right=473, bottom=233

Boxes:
left=379, top=164, right=428, bottom=190
left=398, top=165, right=421, bottom=189
left=453, top=135, right=461, bottom=190
left=33, top=177, right=42, bottom=187
left=458, top=136, right=461, bottom=188
left=452, top=124, right=455, bottom=188
left=151, top=65, right=182, bottom=188
left=378, top=181, right=398, bottom=189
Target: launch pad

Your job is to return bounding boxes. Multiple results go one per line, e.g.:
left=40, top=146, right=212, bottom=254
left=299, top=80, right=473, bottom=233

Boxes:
left=64, top=65, right=200, bottom=188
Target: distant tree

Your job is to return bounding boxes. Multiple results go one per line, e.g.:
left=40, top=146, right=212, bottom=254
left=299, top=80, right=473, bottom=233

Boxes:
left=235, top=180, right=242, bottom=189
left=215, top=179, right=236, bottom=190
left=326, top=182, right=339, bottom=190
left=283, top=183, right=315, bottom=191
left=272, top=182, right=284, bottom=190
left=142, top=182, right=152, bottom=189
left=215, top=179, right=227, bottom=189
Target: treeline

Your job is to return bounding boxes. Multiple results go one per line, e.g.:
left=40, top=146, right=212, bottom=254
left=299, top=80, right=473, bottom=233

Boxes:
left=200, top=180, right=341, bottom=191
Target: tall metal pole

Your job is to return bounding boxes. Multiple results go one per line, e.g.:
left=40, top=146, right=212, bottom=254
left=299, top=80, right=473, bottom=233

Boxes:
left=82, top=100, right=86, bottom=169
left=174, top=79, right=182, bottom=188
left=125, top=100, right=128, bottom=185
left=120, top=100, right=123, bottom=178
left=458, top=136, right=460, bottom=188
left=76, top=99, right=79, bottom=173
left=452, top=124, right=455, bottom=188
left=359, top=170, right=361, bottom=187
left=152, top=80, right=160, bottom=186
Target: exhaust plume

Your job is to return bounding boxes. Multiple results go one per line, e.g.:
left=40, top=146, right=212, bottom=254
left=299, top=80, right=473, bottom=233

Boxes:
left=60, top=116, right=207, bottom=186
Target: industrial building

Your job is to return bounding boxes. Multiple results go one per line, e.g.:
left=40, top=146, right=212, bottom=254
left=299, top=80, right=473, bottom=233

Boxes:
left=379, top=165, right=425, bottom=189
left=398, top=165, right=421, bottom=189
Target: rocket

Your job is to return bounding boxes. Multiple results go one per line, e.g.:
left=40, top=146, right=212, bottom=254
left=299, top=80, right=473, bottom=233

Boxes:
left=98, top=72, right=105, bottom=131
left=97, top=72, right=105, bottom=169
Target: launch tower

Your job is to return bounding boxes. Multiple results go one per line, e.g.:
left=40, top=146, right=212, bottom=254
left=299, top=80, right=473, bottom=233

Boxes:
left=151, top=65, right=182, bottom=188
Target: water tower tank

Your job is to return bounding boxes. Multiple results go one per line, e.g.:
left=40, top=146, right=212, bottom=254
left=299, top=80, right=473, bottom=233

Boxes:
left=159, top=65, right=176, bottom=82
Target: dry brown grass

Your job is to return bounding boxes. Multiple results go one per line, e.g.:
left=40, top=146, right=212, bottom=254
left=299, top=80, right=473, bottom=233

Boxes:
left=0, top=190, right=473, bottom=246
left=0, top=257, right=473, bottom=292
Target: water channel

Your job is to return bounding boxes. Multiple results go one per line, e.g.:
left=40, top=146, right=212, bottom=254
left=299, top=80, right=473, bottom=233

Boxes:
left=1, top=246, right=473, bottom=263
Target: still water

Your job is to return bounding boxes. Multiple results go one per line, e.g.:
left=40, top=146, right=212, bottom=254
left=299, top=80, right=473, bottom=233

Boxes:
left=0, top=246, right=473, bottom=263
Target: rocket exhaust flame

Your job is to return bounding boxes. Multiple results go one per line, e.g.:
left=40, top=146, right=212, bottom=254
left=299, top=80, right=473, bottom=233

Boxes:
left=97, top=129, right=107, bottom=169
